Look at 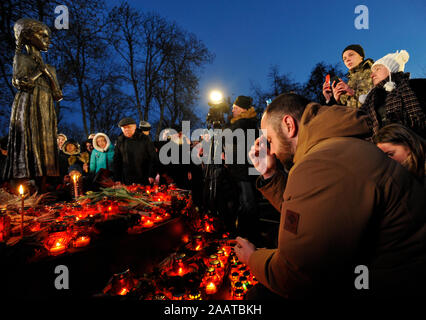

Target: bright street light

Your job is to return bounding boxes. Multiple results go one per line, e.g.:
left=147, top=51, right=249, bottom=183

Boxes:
left=209, top=90, right=223, bottom=105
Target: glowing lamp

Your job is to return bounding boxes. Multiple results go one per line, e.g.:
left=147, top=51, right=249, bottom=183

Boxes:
left=205, top=281, right=217, bottom=295
left=177, top=267, right=184, bottom=276
left=188, top=290, right=202, bottom=300
left=74, top=235, right=91, bottom=248
left=118, top=288, right=129, bottom=296
left=143, top=219, right=154, bottom=228
left=233, top=288, right=244, bottom=300
left=209, top=90, right=223, bottom=104
left=45, top=236, right=69, bottom=255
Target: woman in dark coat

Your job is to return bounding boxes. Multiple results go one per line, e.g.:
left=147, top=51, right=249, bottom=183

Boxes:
left=2, top=18, right=62, bottom=186
left=361, top=50, right=426, bottom=138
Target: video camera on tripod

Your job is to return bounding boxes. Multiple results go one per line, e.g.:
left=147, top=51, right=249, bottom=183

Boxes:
left=206, top=91, right=231, bottom=129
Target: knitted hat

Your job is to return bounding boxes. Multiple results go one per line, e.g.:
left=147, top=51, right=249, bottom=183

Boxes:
left=233, top=96, right=252, bottom=109
left=342, top=44, right=365, bottom=59
left=139, top=120, right=151, bottom=131
left=372, top=50, right=410, bottom=92
left=118, top=117, right=136, bottom=127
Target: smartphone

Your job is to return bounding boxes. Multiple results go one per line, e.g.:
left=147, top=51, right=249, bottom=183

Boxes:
left=325, top=74, right=331, bottom=87
left=330, top=75, right=340, bottom=87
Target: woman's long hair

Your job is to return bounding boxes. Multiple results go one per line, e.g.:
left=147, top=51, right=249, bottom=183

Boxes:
left=373, top=123, right=426, bottom=182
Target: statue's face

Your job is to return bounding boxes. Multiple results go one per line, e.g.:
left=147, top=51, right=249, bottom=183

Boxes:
left=30, top=27, right=51, bottom=51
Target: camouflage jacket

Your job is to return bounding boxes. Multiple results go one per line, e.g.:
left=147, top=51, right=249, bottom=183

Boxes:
left=340, top=58, right=374, bottom=108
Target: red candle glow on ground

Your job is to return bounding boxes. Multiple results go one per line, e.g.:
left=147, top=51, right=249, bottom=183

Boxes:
left=45, top=233, right=70, bottom=255
left=177, top=267, right=184, bottom=276
left=49, top=239, right=67, bottom=255
left=74, top=236, right=91, bottom=248
left=143, top=219, right=154, bottom=228
left=205, top=282, right=217, bottom=295
left=118, top=288, right=129, bottom=296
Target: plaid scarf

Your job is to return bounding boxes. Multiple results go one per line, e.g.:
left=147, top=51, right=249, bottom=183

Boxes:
left=361, top=72, right=426, bottom=137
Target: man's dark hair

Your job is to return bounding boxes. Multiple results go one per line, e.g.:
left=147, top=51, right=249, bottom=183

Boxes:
left=264, top=93, right=310, bottom=131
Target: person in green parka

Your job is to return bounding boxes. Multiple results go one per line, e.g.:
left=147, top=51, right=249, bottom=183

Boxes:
left=89, top=133, right=114, bottom=175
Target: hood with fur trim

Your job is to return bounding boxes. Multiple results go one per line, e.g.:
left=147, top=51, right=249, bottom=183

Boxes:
left=62, top=140, right=81, bottom=156
left=93, top=133, right=111, bottom=152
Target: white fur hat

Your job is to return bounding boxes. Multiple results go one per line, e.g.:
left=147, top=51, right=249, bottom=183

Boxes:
left=93, top=133, right=111, bottom=152
left=372, top=50, right=410, bottom=92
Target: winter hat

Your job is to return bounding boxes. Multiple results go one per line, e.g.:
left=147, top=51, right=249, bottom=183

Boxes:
left=62, top=140, right=81, bottom=156
left=93, top=133, right=111, bottom=152
left=233, top=96, right=253, bottom=109
left=342, top=44, right=365, bottom=59
left=139, top=121, right=151, bottom=131
left=372, top=50, right=410, bottom=92
left=118, top=117, right=136, bottom=127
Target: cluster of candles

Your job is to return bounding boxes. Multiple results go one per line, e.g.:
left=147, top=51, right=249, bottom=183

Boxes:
left=105, top=230, right=258, bottom=300
left=9, top=182, right=188, bottom=254
left=228, top=251, right=258, bottom=300
left=43, top=231, right=92, bottom=256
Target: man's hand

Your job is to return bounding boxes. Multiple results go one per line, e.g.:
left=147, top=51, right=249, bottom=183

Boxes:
left=248, top=135, right=277, bottom=179
left=148, top=177, right=154, bottom=184
left=322, top=81, right=333, bottom=102
left=234, top=237, right=256, bottom=265
left=332, top=79, right=354, bottom=102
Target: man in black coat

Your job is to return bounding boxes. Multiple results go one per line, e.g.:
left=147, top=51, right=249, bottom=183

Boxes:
left=113, top=117, right=158, bottom=185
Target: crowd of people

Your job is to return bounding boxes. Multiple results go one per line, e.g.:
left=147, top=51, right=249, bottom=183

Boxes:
left=1, top=41, right=426, bottom=300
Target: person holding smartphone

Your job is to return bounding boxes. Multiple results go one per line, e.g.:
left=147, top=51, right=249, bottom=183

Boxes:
left=323, top=44, right=374, bottom=108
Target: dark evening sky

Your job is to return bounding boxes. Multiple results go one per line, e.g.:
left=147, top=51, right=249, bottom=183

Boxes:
left=101, top=0, right=426, bottom=122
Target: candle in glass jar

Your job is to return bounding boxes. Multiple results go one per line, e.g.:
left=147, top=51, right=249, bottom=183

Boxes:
left=205, top=281, right=217, bottom=295
left=50, top=239, right=67, bottom=255
left=74, top=235, right=91, bottom=248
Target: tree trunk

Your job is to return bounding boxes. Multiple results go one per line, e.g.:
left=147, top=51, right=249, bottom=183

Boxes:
left=77, top=80, right=89, bottom=137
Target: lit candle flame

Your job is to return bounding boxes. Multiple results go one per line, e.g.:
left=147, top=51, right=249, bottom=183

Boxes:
left=72, top=174, right=78, bottom=183
left=206, top=282, right=217, bottom=294
left=18, top=185, right=24, bottom=196
left=118, top=288, right=129, bottom=296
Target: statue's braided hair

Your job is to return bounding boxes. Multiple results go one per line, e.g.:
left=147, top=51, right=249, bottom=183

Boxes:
left=13, top=18, right=51, bottom=54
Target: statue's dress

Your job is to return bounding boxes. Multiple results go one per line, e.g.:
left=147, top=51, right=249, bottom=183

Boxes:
left=3, top=53, right=60, bottom=179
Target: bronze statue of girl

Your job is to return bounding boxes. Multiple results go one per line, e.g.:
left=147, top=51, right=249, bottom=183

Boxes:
left=2, top=18, right=62, bottom=190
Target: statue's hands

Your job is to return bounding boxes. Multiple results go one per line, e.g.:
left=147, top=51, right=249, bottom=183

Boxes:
left=13, top=76, right=35, bottom=90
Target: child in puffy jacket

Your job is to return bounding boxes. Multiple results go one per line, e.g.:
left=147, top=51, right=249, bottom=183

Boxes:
left=90, top=133, right=114, bottom=174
